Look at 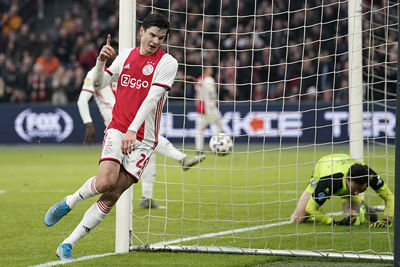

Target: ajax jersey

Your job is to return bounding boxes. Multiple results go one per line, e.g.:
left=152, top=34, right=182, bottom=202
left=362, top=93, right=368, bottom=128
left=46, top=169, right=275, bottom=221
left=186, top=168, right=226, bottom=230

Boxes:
left=105, top=47, right=177, bottom=145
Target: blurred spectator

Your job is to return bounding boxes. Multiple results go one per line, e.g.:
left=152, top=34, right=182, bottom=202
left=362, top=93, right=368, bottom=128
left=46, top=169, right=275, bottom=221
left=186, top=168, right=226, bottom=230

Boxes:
left=67, top=66, right=85, bottom=102
left=34, top=48, right=61, bottom=76
left=48, top=17, right=63, bottom=42
left=13, top=54, right=33, bottom=103
left=253, top=84, right=266, bottom=101
left=51, top=66, right=70, bottom=105
left=78, top=43, right=98, bottom=71
left=54, top=27, right=73, bottom=67
left=14, top=24, right=32, bottom=62
left=29, top=64, right=49, bottom=102
left=36, top=33, right=52, bottom=58
left=1, top=4, right=22, bottom=35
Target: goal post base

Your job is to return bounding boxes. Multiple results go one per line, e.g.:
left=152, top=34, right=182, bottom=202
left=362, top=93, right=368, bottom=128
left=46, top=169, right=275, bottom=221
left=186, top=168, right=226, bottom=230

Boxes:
left=130, top=244, right=393, bottom=262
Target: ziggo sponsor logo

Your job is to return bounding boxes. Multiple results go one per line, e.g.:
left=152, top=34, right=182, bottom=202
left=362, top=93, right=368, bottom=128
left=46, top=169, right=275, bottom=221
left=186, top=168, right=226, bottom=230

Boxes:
left=120, top=74, right=149, bottom=89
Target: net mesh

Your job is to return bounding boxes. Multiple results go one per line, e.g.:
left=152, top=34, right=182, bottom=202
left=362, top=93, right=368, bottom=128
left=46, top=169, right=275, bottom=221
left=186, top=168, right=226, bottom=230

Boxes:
left=128, top=0, right=397, bottom=258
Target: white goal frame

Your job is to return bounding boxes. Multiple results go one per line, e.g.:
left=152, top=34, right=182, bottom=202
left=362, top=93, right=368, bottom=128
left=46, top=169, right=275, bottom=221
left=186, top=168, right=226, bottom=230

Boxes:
left=115, top=0, right=396, bottom=262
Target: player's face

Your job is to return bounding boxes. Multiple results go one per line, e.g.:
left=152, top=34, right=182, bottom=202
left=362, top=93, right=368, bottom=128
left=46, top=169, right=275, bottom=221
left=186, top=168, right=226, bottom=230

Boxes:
left=346, top=179, right=368, bottom=196
left=139, top=26, right=167, bottom=56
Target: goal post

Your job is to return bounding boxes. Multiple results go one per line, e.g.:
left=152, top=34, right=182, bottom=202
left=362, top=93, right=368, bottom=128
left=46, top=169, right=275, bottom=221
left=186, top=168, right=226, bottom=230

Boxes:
left=116, top=0, right=397, bottom=262
left=115, top=0, right=136, bottom=254
left=348, top=0, right=364, bottom=162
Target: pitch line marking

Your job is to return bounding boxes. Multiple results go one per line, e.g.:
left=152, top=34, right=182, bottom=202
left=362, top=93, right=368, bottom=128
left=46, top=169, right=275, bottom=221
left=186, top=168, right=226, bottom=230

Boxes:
left=29, top=252, right=116, bottom=267
left=32, top=206, right=385, bottom=266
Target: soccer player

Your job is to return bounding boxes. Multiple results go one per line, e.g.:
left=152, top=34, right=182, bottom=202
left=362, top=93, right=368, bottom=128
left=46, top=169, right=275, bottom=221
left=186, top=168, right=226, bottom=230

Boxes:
left=291, top=154, right=394, bottom=227
left=77, top=44, right=205, bottom=209
left=194, top=66, right=222, bottom=153
left=45, top=14, right=179, bottom=260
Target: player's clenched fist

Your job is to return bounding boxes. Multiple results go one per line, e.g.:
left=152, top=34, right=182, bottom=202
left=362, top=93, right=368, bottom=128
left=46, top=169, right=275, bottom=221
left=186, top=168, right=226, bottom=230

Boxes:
left=370, top=219, right=391, bottom=228
left=98, top=34, right=116, bottom=62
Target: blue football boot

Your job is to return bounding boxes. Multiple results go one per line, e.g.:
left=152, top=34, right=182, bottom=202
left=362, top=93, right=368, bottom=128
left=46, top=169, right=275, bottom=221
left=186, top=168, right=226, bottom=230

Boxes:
left=44, top=198, right=71, bottom=226
left=56, top=243, right=73, bottom=261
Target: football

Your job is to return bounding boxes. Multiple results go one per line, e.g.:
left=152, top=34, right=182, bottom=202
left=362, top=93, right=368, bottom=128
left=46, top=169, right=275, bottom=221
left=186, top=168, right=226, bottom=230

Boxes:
left=209, top=133, right=233, bottom=155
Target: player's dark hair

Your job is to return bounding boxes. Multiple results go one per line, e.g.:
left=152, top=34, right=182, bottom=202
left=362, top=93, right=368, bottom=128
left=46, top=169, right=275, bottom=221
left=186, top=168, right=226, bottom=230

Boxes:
left=142, top=13, right=170, bottom=36
left=347, top=163, right=369, bottom=185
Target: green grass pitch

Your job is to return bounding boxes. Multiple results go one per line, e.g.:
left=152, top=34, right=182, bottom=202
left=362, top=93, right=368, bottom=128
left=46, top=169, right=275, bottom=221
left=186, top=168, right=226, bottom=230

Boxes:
left=0, top=144, right=393, bottom=266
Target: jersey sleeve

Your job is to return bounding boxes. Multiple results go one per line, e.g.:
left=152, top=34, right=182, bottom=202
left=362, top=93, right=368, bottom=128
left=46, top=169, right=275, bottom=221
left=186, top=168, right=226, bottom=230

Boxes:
left=81, top=71, right=95, bottom=93
left=77, top=90, right=93, bottom=124
left=368, top=167, right=385, bottom=190
left=151, top=54, right=178, bottom=90
left=368, top=167, right=394, bottom=218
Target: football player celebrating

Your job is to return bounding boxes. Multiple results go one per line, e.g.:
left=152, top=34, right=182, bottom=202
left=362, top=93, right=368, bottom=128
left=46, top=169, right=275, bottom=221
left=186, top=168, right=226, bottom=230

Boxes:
left=77, top=42, right=204, bottom=209
left=45, top=14, right=181, bottom=260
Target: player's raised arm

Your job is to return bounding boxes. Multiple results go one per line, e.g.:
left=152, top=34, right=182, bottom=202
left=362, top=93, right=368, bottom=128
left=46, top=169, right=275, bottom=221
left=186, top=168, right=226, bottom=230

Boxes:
left=93, top=34, right=116, bottom=90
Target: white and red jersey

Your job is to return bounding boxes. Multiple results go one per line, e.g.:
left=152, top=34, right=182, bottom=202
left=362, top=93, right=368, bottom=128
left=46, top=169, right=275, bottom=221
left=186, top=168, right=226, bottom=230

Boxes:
left=81, top=69, right=117, bottom=126
left=105, top=47, right=177, bottom=145
left=195, top=75, right=218, bottom=115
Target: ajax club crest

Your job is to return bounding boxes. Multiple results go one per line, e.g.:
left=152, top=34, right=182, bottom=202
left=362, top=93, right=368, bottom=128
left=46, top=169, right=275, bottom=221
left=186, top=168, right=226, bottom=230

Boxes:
left=142, top=64, right=154, bottom=75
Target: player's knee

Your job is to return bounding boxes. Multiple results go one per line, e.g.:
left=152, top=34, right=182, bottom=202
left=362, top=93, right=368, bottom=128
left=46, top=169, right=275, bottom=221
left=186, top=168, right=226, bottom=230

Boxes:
left=96, top=175, right=118, bottom=192
left=106, top=190, right=121, bottom=203
left=96, top=180, right=115, bottom=192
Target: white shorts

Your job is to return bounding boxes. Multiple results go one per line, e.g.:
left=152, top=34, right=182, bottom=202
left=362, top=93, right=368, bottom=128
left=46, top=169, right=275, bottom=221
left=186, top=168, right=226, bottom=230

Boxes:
left=100, top=128, right=154, bottom=182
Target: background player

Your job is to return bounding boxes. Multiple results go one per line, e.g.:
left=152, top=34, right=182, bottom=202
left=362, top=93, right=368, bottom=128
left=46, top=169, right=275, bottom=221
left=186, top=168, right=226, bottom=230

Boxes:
left=194, top=66, right=222, bottom=154
left=291, top=153, right=393, bottom=227
left=77, top=42, right=205, bottom=209
left=45, top=14, right=178, bottom=260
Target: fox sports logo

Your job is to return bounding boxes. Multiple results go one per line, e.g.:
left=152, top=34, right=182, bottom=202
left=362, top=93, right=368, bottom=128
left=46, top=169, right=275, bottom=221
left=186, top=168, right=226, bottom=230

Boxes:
left=14, top=108, right=73, bottom=142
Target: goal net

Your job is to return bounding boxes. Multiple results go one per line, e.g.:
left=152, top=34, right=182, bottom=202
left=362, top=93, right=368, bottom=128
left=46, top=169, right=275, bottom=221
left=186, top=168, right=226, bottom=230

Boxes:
left=118, top=0, right=397, bottom=260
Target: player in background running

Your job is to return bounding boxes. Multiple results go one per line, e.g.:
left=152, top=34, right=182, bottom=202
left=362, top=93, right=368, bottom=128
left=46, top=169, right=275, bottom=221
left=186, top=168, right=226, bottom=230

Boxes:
left=194, top=66, right=222, bottom=154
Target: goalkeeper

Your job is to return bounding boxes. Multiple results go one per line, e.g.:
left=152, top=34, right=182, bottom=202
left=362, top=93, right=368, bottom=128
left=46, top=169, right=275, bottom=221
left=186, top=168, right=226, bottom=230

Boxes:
left=291, top=154, right=393, bottom=227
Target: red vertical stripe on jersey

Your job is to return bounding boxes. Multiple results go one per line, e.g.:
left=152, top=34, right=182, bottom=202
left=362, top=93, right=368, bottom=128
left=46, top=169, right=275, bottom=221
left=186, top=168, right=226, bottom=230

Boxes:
left=154, top=94, right=165, bottom=144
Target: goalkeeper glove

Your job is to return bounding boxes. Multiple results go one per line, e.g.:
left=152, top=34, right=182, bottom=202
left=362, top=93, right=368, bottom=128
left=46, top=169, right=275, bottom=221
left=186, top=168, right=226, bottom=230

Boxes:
left=370, top=219, right=391, bottom=228
left=334, top=215, right=358, bottom=226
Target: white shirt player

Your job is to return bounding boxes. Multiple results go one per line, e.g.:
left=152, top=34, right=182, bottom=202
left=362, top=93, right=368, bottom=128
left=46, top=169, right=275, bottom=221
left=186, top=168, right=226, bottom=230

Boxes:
left=195, top=75, right=219, bottom=116
left=194, top=68, right=222, bottom=152
left=195, top=68, right=221, bottom=121
left=77, top=69, right=118, bottom=126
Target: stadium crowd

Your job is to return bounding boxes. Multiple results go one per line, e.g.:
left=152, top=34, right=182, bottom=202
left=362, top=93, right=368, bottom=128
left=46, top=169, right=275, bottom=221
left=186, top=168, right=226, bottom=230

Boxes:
left=0, top=0, right=396, bottom=104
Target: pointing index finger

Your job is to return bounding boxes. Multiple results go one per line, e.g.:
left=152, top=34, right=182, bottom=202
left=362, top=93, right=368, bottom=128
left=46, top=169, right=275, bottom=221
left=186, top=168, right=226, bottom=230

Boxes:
left=106, top=34, right=111, bottom=46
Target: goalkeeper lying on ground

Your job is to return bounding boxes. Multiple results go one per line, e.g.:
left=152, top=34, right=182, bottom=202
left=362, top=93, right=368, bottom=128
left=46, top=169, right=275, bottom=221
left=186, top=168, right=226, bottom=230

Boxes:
left=291, top=154, right=393, bottom=227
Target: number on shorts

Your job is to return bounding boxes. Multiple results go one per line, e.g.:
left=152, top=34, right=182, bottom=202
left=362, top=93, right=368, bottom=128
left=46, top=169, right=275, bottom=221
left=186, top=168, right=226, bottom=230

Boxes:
left=136, top=154, right=146, bottom=169
left=136, top=153, right=150, bottom=170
